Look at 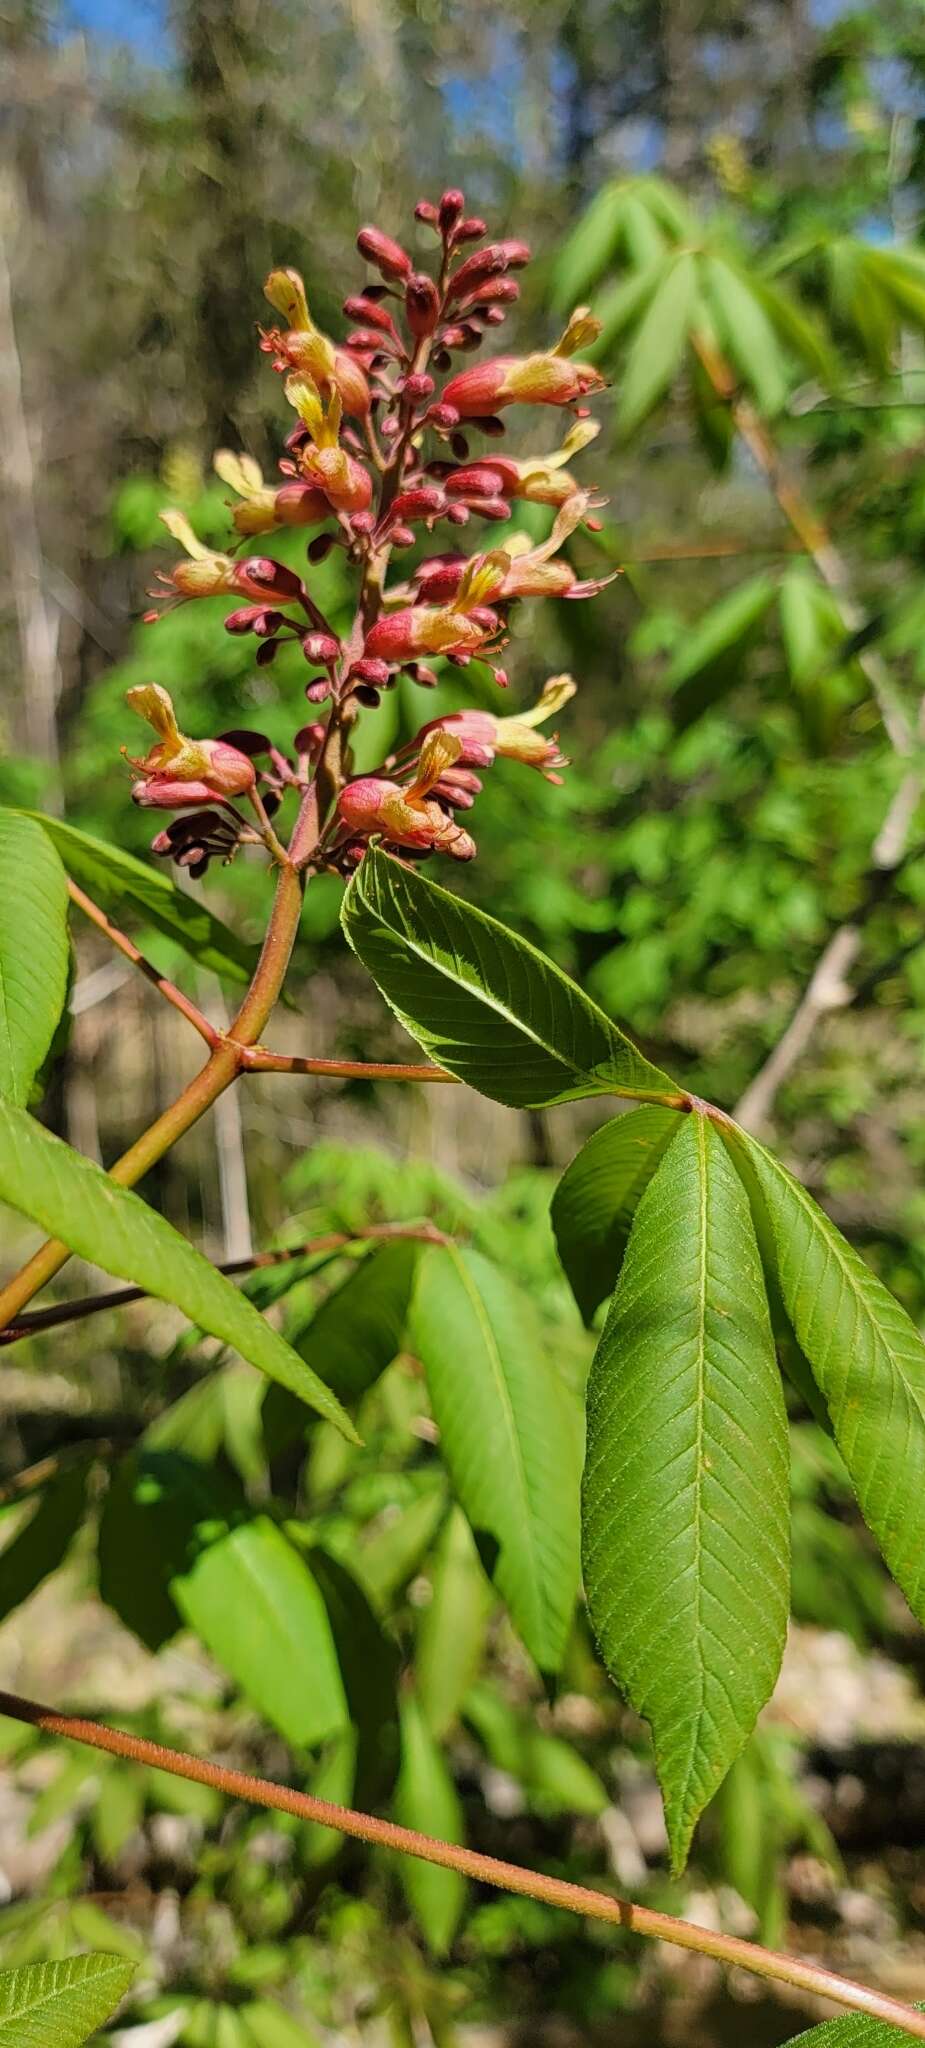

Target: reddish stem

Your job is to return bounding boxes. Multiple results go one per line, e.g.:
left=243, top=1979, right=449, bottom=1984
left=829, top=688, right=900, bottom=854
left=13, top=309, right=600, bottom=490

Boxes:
left=0, top=1688, right=923, bottom=2039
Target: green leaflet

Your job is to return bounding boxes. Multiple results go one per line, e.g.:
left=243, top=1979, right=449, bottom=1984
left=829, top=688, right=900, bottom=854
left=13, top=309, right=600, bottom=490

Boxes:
left=702, top=253, right=790, bottom=416
left=667, top=573, right=777, bottom=729
left=551, top=178, right=626, bottom=308
left=342, top=846, right=676, bottom=1110
left=173, top=1516, right=348, bottom=1748
left=551, top=1106, right=681, bottom=1324
left=733, top=1127, right=925, bottom=1627
left=788, top=2009, right=925, bottom=2046
left=0, top=1099, right=357, bottom=1441
left=617, top=248, right=696, bottom=438
left=15, top=808, right=258, bottom=984
left=0, top=1955, right=136, bottom=2048
left=411, top=1247, right=581, bottom=1673
left=582, top=1114, right=790, bottom=1870
left=0, top=1465, right=87, bottom=1626
left=394, top=1695, right=466, bottom=1955
left=416, top=1507, right=493, bottom=1738
left=0, top=812, right=69, bottom=1106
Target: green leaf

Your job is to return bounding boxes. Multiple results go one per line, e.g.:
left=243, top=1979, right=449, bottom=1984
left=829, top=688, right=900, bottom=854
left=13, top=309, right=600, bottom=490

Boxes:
left=582, top=1114, right=790, bottom=1871
left=788, top=2009, right=925, bottom=2047
left=298, top=1728, right=357, bottom=1868
left=0, top=1467, right=87, bottom=1627
left=416, top=1507, right=493, bottom=1738
left=353, top=1485, right=447, bottom=1612
left=97, top=1450, right=245, bottom=1651
left=394, top=1696, right=466, bottom=1956
left=342, top=846, right=676, bottom=1110
left=464, top=1681, right=608, bottom=1818
left=411, top=1247, right=581, bottom=1672
left=291, top=1239, right=420, bottom=1402
left=588, top=261, right=669, bottom=359
left=0, top=1954, right=136, bottom=2047
left=0, top=1100, right=357, bottom=1440
left=307, top=1547, right=400, bottom=1804
left=244, top=2000, right=321, bottom=2048
left=13, top=809, right=257, bottom=985
left=667, top=573, right=777, bottom=729
left=0, top=813, right=70, bottom=1108
left=173, top=1516, right=348, bottom=1749
left=702, top=255, right=790, bottom=416
left=617, top=250, right=697, bottom=438
left=551, top=1107, right=680, bottom=1324
left=552, top=180, right=626, bottom=309
left=752, top=275, right=839, bottom=388
left=733, top=1127, right=925, bottom=1627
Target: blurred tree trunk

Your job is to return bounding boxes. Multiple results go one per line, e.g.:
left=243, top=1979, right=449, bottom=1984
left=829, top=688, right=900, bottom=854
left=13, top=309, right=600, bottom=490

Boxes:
left=179, top=0, right=268, bottom=447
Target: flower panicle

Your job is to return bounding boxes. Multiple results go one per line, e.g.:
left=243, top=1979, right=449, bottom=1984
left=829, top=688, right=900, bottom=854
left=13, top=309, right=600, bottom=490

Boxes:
left=134, top=187, right=612, bottom=872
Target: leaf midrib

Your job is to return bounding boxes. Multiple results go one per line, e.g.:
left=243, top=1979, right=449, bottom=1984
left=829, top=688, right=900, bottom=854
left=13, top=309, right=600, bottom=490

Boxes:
left=0, top=1961, right=127, bottom=2027
left=356, top=863, right=607, bottom=1092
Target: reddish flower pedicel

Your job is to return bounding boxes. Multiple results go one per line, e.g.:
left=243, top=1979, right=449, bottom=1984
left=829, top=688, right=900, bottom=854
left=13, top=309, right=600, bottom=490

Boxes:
left=136, top=190, right=610, bottom=873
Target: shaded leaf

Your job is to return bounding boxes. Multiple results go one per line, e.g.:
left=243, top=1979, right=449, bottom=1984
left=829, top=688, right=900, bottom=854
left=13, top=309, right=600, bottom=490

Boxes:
left=98, top=1450, right=244, bottom=1651
left=582, top=1114, right=790, bottom=1870
left=173, top=1516, right=348, bottom=1748
left=551, top=1107, right=680, bottom=1324
left=308, top=1546, right=400, bottom=1804
left=354, top=1484, right=447, bottom=1613
left=0, top=813, right=70, bottom=1108
left=416, top=1507, right=493, bottom=1738
left=734, top=1127, right=925, bottom=1627
left=464, top=1681, right=608, bottom=1817
left=412, top=1247, right=580, bottom=1671
left=617, top=250, right=696, bottom=438
left=0, top=1954, right=135, bottom=2048
left=342, top=846, right=677, bottom=1110
left=0, top=1466, right=87, bottom=1627
left=668, top=573, right=777, bottom=729
left=394, top=1696, right=466, bottom=1955
left=14, top=809, right=257, bottom=985
left=262, top=1240, right=423, bottom=1462
left=0, top=1100, right=357, bottom=1439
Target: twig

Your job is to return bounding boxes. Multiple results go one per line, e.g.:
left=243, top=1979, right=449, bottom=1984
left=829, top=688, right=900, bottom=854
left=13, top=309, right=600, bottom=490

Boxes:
left=0, top=1223, right=451, bottom=1346
left=67, top=879, right=220, bottom=1049
left=238, top=1045, right=458, bottom=1083
left=1, top=1689, right=923, bottom=2039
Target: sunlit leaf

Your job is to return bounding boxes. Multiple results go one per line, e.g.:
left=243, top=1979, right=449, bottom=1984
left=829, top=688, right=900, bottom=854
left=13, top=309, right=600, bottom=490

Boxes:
left=0, top=812, right=69, bottom=1107
left=617, top=250, right=697, bottom=437
left=583, top=1114, right=790, bottom=1869
left=0, top=1100, right=357, bottom=1439
left=412, top=1247, right=581, bottom=1672
left=342, top=846, right=677, bottom=1109
left=552, top=1107, right=680, bottom=1324
left=394, top=1696, right=466, bottom=1955
left=0, top=1955, right=135, bottom=2048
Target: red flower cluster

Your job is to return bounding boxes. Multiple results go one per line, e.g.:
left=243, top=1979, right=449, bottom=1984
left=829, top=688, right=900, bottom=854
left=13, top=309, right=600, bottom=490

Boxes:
left=133, top=189, right=611, bottom=871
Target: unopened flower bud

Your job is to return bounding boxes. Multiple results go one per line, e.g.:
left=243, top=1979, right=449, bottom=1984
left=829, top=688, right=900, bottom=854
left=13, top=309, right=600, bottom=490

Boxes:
left=484, top=307, right=507, bottom=326
left=305, top=676, right=332, bottom=702
left=388, top=486, right=445, bottom=522
left=457, top=275, right=521, bottom=312
left=453, top=216, right=487, bottom=243
left=390, top=524, right=416, bottom=548
left=343, top=295, right=398, bottom=333
left=302, top=631, right=340, bottom=664
left=446, top=243, right=522, bottom=301
left=401, top=372, right=436, bottom=402
left=445, top=463, right=506, bottom=498
left=223, top=604, right=285, bottom=636
left=295, top=722, right=326, bottom=755
left=415, top=199, right=440, bottom=226
left=357, top=225, right=412, bottom=280
left=233, top=556, right=305, bottom=601
left=405, top=273, right=441, bottom=336
left=426, top=403, right=459, bottom=431
left=351, top=656, right=391, bottom=688
left=438, top=188, right=465, bottom=232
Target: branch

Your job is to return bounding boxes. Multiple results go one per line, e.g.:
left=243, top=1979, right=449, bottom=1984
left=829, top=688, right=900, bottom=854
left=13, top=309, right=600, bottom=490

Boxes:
left=68, top=880, right=220, bottom=1048
left=0, top=1222, right=451, bottom=1346
left=239, top=1045, right=458, bottom=1083
left=735, top=805, right=925, bottom=1133
left=1, top=1690, right=923, bottom=2039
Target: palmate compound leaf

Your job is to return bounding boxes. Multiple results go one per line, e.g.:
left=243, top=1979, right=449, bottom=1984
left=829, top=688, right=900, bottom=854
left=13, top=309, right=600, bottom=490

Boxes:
left=0, top=811, right=70, bottom=1107
left=411, top=1246, right=581, bottom=1673
left=731, top=1125, right=925, bottom=1628
left=0, top=1099, right=357, bottom=1441
left=551, top=1106, right=682, bottom=1324
left=0, top=1954, right=136, bottom=2048
left=342, top=846, right=678, bottom=1110
left=582, top=1112, right=790, bottom=1871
